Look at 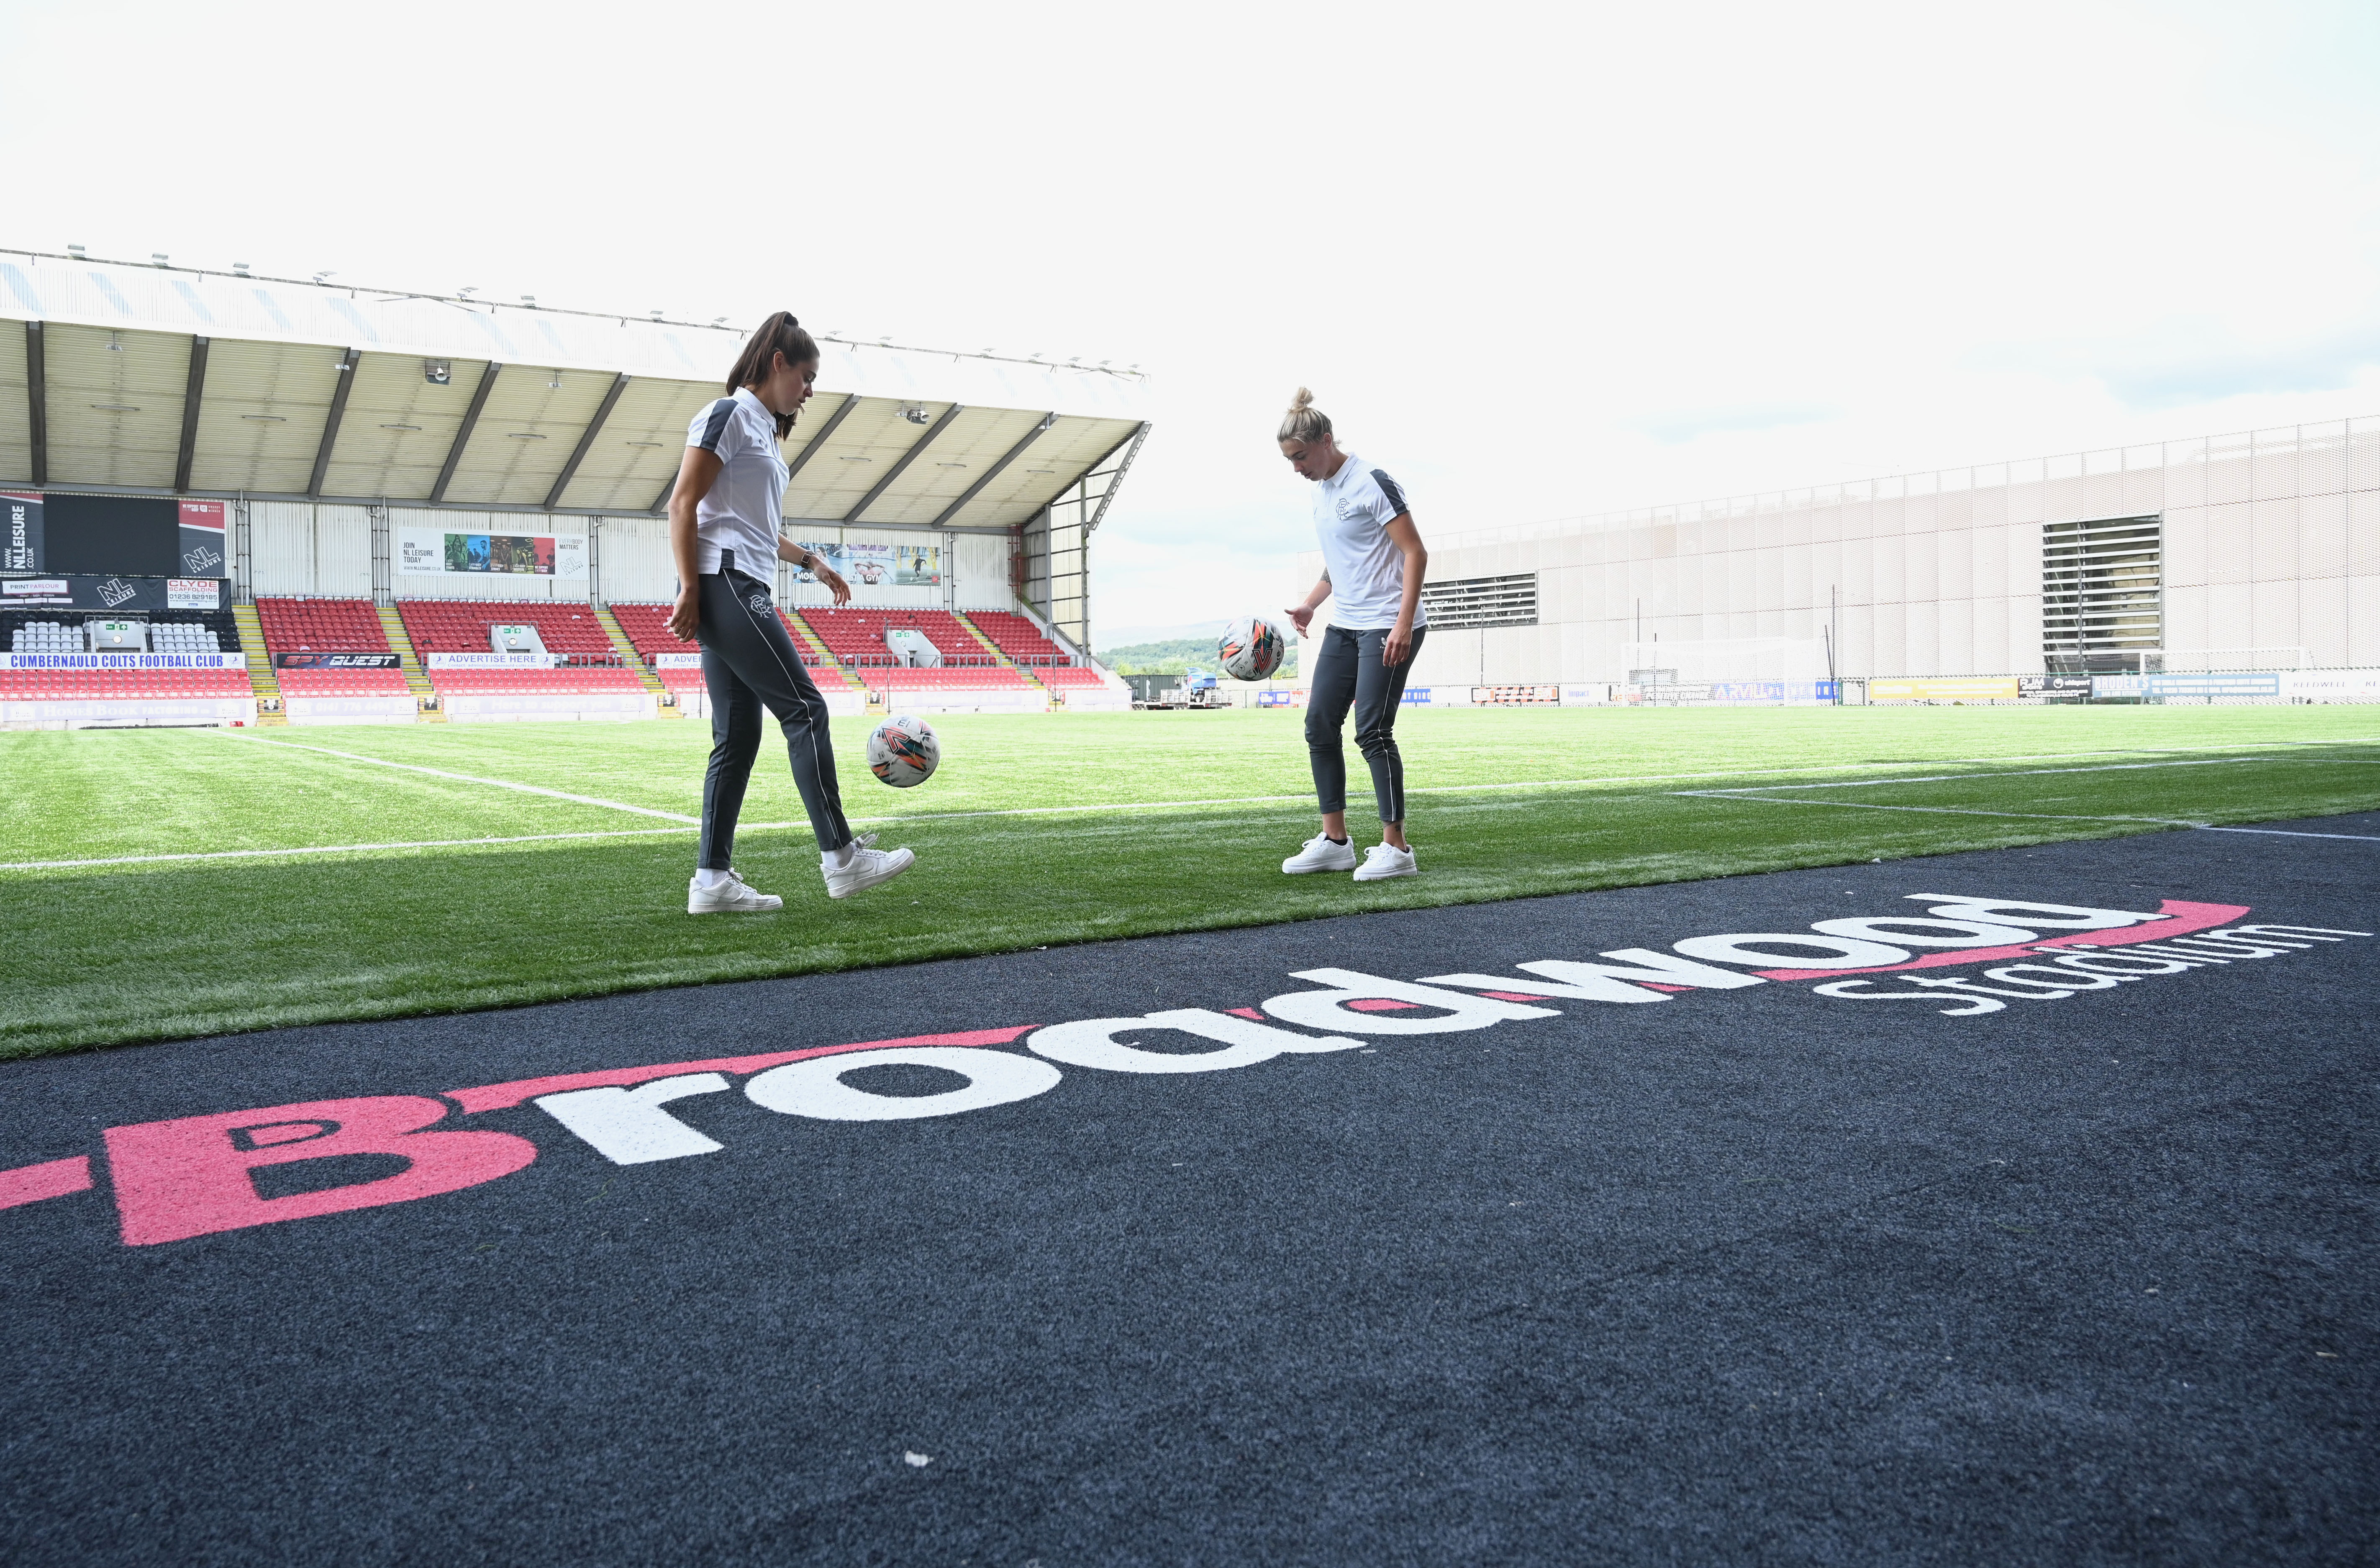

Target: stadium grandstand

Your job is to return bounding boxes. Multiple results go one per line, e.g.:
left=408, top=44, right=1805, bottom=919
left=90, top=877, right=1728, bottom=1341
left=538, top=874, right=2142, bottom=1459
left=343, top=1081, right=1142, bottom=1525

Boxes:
left=0, top=248, right=1141, bottom=727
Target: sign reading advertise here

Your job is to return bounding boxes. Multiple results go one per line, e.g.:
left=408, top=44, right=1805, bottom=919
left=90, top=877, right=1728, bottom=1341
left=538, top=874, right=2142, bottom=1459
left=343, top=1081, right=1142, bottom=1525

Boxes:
left=397, top=527, right=587, bottom=579
left=424, top=652, right=564, bottom=669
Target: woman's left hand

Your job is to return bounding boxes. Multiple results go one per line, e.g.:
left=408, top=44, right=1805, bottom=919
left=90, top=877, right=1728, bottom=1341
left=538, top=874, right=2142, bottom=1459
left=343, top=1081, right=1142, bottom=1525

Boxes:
left=815, top=564, right=852, bottom=606
left=1382, top=624, right=1413, bottom=666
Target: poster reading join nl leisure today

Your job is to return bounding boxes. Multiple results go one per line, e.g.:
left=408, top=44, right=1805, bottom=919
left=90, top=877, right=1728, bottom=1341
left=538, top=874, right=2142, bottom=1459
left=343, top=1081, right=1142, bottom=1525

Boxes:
left=397, top=528, right=587, bottom=579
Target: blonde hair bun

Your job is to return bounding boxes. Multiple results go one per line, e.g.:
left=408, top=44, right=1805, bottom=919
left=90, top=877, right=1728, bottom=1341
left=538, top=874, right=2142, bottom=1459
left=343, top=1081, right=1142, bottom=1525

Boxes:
left=1278, top=387, right=1332, bottom=443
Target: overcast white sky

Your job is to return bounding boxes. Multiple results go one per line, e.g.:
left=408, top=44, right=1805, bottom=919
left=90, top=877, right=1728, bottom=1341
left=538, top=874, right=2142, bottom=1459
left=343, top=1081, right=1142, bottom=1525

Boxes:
left=5, top=0, right=2377, bottom=645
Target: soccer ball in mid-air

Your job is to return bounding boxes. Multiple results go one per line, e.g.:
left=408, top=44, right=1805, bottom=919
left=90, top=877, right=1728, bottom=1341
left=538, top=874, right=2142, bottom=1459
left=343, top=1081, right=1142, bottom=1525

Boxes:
left=867, top=715, right=939, bottom=788
left=1217, top=615, right=1287, bottom=682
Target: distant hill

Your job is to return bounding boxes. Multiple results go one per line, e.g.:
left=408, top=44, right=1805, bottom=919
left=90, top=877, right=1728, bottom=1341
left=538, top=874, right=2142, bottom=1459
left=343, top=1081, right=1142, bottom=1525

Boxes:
left=1101, top=634, right=1300, bottom=678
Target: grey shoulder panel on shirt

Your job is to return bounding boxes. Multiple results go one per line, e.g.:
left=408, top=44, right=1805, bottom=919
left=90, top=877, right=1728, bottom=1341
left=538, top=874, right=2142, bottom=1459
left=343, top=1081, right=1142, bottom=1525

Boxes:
left=1370, top=469, right=1408, bottom=517
left=695, top=398, right=739, bottom=452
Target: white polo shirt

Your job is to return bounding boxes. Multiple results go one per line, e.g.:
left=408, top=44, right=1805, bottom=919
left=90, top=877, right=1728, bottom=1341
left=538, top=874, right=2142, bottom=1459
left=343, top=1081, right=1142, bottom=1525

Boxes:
left=1311, top=452, right=1424, bottom=631
left=686, top=386, right=787, bottom=577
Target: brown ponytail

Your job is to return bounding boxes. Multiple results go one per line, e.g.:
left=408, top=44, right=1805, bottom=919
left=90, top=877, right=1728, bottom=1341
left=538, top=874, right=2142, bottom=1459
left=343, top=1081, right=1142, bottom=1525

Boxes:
left=726, top=311, right=821, bottom=439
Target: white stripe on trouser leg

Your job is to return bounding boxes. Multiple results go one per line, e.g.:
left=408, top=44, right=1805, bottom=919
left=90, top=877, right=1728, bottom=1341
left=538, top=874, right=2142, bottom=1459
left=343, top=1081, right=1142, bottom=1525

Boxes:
left=729, top=570, right=849, bottom=852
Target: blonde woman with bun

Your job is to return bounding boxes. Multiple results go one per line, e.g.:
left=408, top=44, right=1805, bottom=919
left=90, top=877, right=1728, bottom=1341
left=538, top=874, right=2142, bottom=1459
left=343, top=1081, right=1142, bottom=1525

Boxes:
left=1276, top=388, right=1429, bottom=881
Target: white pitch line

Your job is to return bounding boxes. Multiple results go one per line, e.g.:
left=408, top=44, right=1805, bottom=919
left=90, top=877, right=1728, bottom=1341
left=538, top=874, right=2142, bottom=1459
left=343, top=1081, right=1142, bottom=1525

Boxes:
left=2194, top=825, right=2380, bottom=842
left=1687, top=757, right=2277, bottom=794
left=857, top=738, right=2380, bottom=824
left=13, top=734, right=2370, bottom=873
left=1674, top=794, right=2196, bottom=828
left=0, top=820, right=813, bottom=874
left=196, top=728, right=698, bottom=822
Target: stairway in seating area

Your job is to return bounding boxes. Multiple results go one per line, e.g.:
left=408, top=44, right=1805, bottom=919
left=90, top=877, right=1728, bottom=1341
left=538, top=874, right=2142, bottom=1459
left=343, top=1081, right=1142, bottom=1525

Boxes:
left=592, top=603, right=674, bottom=710
left=782, top=609, right=865, bottom=689
left=230, top=601, right=287, bottom=725
left=951, top=611, right=1048, bottom=692
left=376, top=605, right=444, bottom=721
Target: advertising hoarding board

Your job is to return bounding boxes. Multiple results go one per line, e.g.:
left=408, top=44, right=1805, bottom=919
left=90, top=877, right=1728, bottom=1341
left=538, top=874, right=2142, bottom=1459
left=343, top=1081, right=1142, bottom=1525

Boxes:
left=273, top=653, right=403, bottom=669
left=396, top=528, right=587, bottom=579
left=1868, top=677, right=2022, bottom=701
left=0, top=576, right=222, bottom=611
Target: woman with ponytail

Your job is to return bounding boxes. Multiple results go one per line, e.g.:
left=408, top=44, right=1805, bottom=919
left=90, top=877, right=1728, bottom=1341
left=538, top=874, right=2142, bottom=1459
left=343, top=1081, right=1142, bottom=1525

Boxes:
left=664, top=312, right=914, bottom=911
left=1276, top=388, right=1429, bottom=881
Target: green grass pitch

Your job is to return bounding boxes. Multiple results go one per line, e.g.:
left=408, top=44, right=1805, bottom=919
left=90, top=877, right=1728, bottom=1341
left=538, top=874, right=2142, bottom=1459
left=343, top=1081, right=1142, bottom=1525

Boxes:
left=4, top=705, right=2375, bottom=1059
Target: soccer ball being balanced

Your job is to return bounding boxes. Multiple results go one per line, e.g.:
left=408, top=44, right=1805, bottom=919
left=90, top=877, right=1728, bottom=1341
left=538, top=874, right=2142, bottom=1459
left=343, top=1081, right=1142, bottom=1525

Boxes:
left=1217, top=614, right=1287, bottom=682
left=866, top=714, right=940, bottom=788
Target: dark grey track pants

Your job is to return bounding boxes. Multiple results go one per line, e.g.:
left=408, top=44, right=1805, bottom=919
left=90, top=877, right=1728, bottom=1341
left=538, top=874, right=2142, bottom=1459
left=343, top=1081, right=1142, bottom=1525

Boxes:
left=695, top=554, right=852, bottom=867
left=1305, top=624, right=1426, bottom=823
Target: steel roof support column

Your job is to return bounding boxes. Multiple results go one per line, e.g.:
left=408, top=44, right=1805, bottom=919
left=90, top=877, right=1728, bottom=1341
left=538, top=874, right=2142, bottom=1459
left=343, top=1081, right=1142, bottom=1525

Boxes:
left=25, top=321, right=46, bottom=487
left=931, top=411, right=1054, bottom=528
left=431, top=361, right=501, bottom=504
left=1084, top=421, right=1151, bottom=535
left=306, top=348, right=359, bottom=499
left=545, top=372, right=631, bottom=510
left=844, top=404, right=964, bottom=524
left=173, top=336, right=211, bottom=493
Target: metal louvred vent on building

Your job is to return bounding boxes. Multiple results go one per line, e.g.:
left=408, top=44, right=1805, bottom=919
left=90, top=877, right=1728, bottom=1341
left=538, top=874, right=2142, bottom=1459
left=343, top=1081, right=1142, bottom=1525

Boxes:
left=2042, top=514, right=2161, bottom=672
left=1421, top=572, right=1537, bottom=628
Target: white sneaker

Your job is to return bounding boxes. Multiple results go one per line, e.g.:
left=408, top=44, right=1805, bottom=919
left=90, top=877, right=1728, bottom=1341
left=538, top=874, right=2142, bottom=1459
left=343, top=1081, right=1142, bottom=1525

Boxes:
left=825, top=833, right=916, bottom=899
left=1282, top=833, right=1358, bottom=874
left=1353, top=843, right=1418, bottom=881
left=687, top=871, right=783, bottom=914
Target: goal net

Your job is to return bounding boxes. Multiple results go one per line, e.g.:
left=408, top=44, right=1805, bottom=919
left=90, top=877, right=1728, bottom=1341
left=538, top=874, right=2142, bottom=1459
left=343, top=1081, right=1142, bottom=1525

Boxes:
left=2159, top=646, right=2310, bottom=673
left=1623, top=637, right=1829, bottom=684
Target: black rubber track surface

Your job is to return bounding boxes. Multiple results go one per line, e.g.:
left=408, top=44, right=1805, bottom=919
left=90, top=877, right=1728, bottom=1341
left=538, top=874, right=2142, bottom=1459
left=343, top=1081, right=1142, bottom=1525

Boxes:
left=3, top=815, right=2376, bottom=1566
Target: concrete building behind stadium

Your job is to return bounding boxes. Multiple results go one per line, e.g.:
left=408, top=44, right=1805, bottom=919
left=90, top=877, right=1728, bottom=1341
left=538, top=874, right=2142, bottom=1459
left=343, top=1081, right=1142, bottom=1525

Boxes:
left=1382, top=417, right=2380, bottom=693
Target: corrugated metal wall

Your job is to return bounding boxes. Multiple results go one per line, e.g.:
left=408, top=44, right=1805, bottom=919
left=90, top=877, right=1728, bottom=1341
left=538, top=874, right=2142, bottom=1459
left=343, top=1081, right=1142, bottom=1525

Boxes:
left=1408, top=417, right=2379, bottom=684
left=954, top=533, right=1016, bottom=610
left=592, top=515, right=678, bottom=604
left=245, top=501, right=374, bottom=598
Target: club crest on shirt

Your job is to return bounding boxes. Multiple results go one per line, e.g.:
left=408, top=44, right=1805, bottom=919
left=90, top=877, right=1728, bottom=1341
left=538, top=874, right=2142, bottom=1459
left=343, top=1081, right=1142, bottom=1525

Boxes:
left=1335, top=497, right=1360, bottom=520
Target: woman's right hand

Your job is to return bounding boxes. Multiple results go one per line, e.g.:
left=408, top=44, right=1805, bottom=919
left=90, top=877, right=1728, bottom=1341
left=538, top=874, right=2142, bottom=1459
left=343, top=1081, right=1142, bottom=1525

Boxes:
left=667, top=586, right=700, bottom=642
left=1286, top=604, right=1314, bottom=637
